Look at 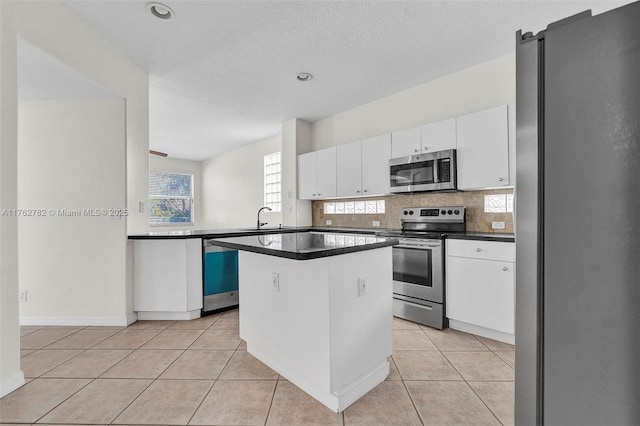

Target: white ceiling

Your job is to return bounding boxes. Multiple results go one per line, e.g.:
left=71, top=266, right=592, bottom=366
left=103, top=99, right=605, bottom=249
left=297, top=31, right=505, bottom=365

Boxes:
left=60, top=0, right=629, bottom=161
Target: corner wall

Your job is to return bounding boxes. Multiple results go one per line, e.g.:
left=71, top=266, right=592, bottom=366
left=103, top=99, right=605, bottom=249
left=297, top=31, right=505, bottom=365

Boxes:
left=201, top=134, right=282, bottom=229
left=17, top=100, right=127, bottom=324
left=0, top=0, right=149, bottom=396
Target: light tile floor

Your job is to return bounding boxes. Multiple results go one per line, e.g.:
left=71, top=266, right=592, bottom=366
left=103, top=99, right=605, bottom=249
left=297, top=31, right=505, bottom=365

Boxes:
left=1, top=309, right=514, bottom=425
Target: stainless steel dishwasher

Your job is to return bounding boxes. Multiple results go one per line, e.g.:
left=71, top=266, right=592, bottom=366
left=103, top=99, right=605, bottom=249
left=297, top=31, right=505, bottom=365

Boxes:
left=203, top=240, right=239, bottom=313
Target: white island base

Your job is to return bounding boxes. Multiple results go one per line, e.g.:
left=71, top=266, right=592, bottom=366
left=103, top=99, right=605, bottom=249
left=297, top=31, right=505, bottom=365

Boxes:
left=238, top=247, right=393, bottom=413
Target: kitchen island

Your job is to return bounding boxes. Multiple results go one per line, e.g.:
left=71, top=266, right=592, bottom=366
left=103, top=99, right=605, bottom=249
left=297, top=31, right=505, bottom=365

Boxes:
left=208, top=232, right=397, bottom=413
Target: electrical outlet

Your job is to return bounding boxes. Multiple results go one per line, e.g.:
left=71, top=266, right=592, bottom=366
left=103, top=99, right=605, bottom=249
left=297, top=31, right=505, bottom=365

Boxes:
left=492, top=221, right=506, bottom=230
left=19, top=290, right=28, bottom=302
left=272, top=272, right=280, bottom=291
left=326, top=220, right=332, bottom=225
left=138, top=201, right=145, bottom=213
left=357, top=277, right=367, bottom=297
left=372, top=221, right=381, bottom=227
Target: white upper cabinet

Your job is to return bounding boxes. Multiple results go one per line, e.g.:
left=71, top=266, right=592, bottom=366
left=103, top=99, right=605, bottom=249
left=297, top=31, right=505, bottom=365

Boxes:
left=456, top=105, right=510, bottom=190
left=392, top=119, right=456, bottom=158
left=336, top=140, right=362, bottom=197
left=361, top=133, right=392, bottom=195
left=420, top=118, right=456, bottom=153
left=298, top=151, right=317, bottom=200
left=298, top=147, right=336, bottom=200
left=391, top=126, right=421, bottom=158
left=336, top=133, right=392, bottom=198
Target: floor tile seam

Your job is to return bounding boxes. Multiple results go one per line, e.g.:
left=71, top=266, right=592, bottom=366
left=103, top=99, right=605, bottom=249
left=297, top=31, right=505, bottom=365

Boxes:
left=398, top=374, right=426, bottom=426
left=106, top=375, right=158, bottom=425
left=492, top=350, right=516, bottom=372
left=440, top=349, right=515, bottom=373
left=80, top=329, right=124, bottom=351
left=30, top=376, right=97, bottom=424
left=262, top=377, right=280, bottom=426
left=97, top=347, right=186, bottom=380
left=466, top=379, right=506, bottom=426
left=183, top=379, right=216, bottom=426
left=26, top=327, right=85, bottom=351
left=25, top=347, right=90, bottom=379
left=435, top=347, right=507, bottom=425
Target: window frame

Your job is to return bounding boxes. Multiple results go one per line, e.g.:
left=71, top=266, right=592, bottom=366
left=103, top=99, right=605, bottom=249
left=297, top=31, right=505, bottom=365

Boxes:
left=264, top=152, right=282, bottom=212
left=149, top=169, right=195, bottom=227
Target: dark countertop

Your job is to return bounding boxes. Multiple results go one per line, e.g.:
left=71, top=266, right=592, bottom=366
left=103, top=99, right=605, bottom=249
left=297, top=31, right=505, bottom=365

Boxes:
left=446, top=232, right=515, bottom=243
left=128, top=226, right=513, bottom=243
left=127, top=226, right=386, bottom=240
left=128, top=226, right=303, bottom=239
left=207, top=231, right=398, bottom=260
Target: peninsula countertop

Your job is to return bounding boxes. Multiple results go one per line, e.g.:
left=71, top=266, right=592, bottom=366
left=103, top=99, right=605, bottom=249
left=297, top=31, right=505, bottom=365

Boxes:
left=206, top=231, right=398, bottom=260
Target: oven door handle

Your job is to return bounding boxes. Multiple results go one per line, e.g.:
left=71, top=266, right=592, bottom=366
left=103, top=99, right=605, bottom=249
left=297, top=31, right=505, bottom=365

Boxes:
left=396, top=243, right=440, bottom=249
left=395, top=299, right=434, bottom=310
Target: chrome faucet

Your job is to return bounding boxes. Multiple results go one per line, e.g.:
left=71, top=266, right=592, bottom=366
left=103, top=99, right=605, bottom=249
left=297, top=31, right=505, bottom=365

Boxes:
left=257, top=206, right=272, bottom=230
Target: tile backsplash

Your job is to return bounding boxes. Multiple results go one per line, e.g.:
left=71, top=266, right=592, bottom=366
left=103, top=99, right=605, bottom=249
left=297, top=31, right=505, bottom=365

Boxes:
left=312, top=189, right=514, bottom=233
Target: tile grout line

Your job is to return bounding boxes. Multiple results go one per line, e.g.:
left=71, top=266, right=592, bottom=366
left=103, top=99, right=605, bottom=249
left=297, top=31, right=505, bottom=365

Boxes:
left=436, top=338, right=507, bottom=426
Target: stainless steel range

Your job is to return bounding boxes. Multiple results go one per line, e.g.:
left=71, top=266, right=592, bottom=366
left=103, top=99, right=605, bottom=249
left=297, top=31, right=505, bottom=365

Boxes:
left=380, top=206, right=465, bottom=329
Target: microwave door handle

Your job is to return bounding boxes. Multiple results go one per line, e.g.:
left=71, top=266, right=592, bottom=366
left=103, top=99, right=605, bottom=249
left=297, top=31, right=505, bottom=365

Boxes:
left=433, top=159, right=440, bottom=183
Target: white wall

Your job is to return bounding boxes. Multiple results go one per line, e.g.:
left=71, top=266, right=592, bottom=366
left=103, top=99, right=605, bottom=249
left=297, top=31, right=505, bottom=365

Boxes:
left=0, top=1, right=149, bottom=396
left=149, top=155, right=203, bottom=231
left=202, top=134, right=282, bottom=229
left=18, top=100, right=127, bottom=324
left=310, top=54, right=516, bottom=151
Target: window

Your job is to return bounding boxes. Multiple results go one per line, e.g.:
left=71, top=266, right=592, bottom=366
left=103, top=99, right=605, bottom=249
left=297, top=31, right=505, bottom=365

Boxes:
left=324, top=200, right=386, bottom=215
left=264, top=152, right=281, bottom=212
left=149, top=170, right=194, bottom=226
left=484, top=194, right=514, bottom=213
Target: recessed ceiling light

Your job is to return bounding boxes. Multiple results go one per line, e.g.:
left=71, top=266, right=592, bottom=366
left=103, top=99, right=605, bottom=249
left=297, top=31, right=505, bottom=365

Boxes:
left=296, top=72, right=313, bottom=82
left=147, top=2, right=174, bottom=20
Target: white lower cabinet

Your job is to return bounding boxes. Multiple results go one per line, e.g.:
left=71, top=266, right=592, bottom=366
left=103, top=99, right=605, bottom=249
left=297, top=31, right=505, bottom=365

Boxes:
left=133, top=238, right=203, bottom=320
left=446, top=239, right=515, bottom=343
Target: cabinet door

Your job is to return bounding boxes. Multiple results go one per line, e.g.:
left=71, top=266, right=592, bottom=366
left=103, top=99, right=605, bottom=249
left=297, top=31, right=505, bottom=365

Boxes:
left=391, top=126, right=421, bottom=158
left=361, top=133, right=391, bottom=195
left=421, top=118, right=456, bottom=153
left=298, top=152, right=317, bottom=199
left=456, top=105, right=510, bottom=190
left=336, top=140, right=362, bottom=197
left=446, top=256, right=515, bottom=334
left=315, top=147, right=337, bottom=199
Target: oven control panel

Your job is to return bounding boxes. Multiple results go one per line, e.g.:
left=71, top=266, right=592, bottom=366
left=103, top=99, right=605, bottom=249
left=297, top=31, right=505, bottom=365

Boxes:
left=401, top=206, right=465, bottom=222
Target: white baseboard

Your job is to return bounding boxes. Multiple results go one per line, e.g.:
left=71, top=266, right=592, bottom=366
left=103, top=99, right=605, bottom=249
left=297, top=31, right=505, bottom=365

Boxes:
left=449, top=319, right=515, bottom=345
left=126, top=312, right=138, bottom=325
left=136, top=310, right=201, bottom=321
left=20, top=316, right=129, bottom=327
left=1, top=371, right=25, bottom=398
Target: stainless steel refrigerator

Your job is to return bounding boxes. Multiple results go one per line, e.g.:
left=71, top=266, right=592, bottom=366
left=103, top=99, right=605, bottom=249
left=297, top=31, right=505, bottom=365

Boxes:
left=515, top=2, right=640, bottom=425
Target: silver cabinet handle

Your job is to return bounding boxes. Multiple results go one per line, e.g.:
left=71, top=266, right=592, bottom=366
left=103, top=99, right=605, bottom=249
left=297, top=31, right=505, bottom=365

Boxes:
left=356, top=190, right=360, bottom=193
left=498, top=177, right=506, bottom=182
left=414, top=148, right=419, bottom=153
left=423, top=146, right=429, bottom=151
left=363, top=189, right=368, bottom=193
left=476, top=248, right=482, bottom=252
left=502, top=266, right=509, bottom=271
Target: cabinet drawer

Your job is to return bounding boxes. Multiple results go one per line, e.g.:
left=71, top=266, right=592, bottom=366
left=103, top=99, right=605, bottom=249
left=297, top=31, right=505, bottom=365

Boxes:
left=447, top=239, right=514, bottom=262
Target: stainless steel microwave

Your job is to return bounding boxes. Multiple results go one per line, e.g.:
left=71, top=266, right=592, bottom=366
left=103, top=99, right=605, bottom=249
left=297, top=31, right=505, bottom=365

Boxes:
left=389, top=149, right=457, bottom=193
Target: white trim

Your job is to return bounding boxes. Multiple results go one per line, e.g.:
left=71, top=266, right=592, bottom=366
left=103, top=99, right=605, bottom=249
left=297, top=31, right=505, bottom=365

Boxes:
left=136, top=310, right=200, bottom=321
left=20, top=316, right=129, bottom=327
left=127, top=312, right=138, bottom=326
left=449, top=319, right=515, bottom=345
left=0, top=371, right=25, bottom=398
